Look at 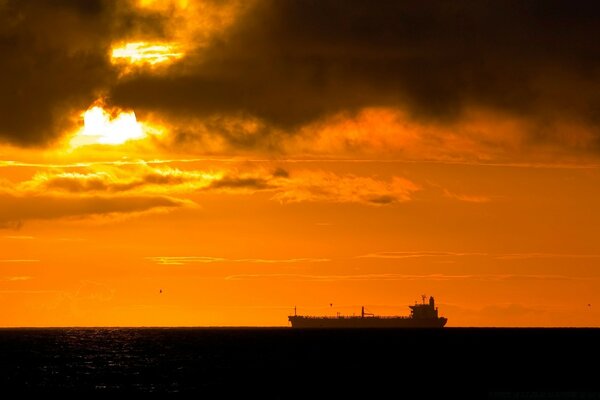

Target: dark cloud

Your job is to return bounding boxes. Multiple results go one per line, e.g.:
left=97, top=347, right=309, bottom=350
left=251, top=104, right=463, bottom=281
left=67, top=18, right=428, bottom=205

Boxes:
left=36, top=170, right=190, bottom=193
left=207, top=176, right=272, bottom=191
left=272, top=168, right=289, bottom=178
left=44, top=174, right=112, bottom=193
left=111, top=0, right=600, bottom=148
left=0, top=0, right=169, bottom=146
left=27, top=168, right=274, bottom=194
left=0, top=1, right=111, bottom=145
left=2, top=1, right=600, bottom=150
left=367, top=195, right=397, bottom=205
left=0, top=192, right=184, bottom=228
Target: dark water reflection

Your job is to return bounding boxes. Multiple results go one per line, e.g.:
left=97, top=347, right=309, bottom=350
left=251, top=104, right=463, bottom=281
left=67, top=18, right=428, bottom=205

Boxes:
left=0, top=328, right=598, bottom=395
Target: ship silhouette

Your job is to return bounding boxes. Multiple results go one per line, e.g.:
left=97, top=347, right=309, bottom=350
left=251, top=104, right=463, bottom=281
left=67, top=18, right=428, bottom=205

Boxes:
left=288, top=295, right=447, bottom=328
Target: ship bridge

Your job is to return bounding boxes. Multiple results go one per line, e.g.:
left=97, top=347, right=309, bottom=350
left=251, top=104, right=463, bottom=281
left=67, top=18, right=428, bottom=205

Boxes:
left=409, top=296, right=440, bottom=319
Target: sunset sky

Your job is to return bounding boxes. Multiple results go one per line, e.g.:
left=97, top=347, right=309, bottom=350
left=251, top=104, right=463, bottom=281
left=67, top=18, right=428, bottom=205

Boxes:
left=1, top=0, right=600, bottom=327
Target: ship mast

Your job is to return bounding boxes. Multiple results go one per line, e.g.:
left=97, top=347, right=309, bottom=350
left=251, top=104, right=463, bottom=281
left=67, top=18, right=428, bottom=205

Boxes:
left=361, top=306, right=374, bottom=318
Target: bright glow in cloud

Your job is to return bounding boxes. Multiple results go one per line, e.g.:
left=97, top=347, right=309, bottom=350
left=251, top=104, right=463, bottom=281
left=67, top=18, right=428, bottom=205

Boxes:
left=70, top=105, right=146, bottom=147
left=111, top=42, right=184, bottom=66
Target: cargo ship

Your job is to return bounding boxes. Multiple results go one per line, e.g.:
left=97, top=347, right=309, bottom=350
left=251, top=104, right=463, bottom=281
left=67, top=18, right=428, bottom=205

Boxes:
left=288, top=295, right=447, bottom=328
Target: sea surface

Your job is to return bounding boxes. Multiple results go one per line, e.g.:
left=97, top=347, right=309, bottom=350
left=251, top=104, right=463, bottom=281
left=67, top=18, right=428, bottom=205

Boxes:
left=0, top=328, right=598, bottom=397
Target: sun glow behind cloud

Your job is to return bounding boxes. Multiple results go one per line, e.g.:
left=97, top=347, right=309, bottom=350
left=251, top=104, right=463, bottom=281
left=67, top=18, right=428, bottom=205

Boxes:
left=70, top=105, right=145, bottom=147
left=111, top=42, right=184, bottom=66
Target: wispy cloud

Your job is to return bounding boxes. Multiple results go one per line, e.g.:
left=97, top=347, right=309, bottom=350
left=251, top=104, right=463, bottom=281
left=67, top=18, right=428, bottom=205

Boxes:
left=147, top=256, right=330, bottom=265
left=226, top=273, right=474, bottom=281
left=0, top=162, right=425, bottom=229
left=2, top=276, right=33, bottom=281
left=272, top=172, right=420, bottom=205
left=0, top=259, right=40, bottom=263
left=2, top=235, right=35, bottom=240
left=225, top=273, right=589, bottom=282
left=358, top=251, right=489, bottom=259
left=0, top=290, right=64, bottom=294
left=280, top=107, right=600, bottom=165
left=443, top=189, right=491, bottom=203
left=11, top=163, right=421, bottom=206
left=496, top=253, right=600, bottom=260
left=358, top=251, right=600, bottom=260
left=20, top=167, right=221, bottom=195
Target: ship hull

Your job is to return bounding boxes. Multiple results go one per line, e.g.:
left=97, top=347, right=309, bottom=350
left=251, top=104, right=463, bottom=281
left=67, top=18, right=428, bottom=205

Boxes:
left=288, top=316, right=447, bottom=328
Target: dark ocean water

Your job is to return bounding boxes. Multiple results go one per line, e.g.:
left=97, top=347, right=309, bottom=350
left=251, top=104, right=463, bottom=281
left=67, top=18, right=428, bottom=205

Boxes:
left=0, top=328, right=598, bottom=397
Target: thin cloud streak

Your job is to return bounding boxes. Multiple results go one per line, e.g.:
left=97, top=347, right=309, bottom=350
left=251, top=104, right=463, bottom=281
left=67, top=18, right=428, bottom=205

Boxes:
left=496, top=253, right=600, bottom=260
left=224, top=273, right=591, bottom=282
left=358, top=251, right=489, bottom=259
left=147, top=256, right=330, bottom=265
left=443, top=189, right=491, bottom=203
left=359, top=251, right=600, bottom=260
left=0, top=290, right=64, bottom=294
left=2, top=276, right=33, bottom=281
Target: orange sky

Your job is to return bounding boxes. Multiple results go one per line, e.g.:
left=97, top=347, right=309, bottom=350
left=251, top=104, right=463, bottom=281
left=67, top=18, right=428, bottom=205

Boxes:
left=1, top=0, right=599, bottom=327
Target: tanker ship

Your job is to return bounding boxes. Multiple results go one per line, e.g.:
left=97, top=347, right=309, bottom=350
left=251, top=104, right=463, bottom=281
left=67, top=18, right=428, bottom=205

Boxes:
left=288, top=295, right=447, bottom=328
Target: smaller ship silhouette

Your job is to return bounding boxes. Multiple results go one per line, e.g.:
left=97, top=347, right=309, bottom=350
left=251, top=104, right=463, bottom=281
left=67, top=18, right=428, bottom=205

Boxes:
left=288, top=295, right=447, bottom=328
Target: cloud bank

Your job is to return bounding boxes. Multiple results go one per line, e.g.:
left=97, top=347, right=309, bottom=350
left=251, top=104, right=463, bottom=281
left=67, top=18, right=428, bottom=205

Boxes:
left=111, top=1, right=600, bottom=157
left=15, top=163, right=420, bottom=206
left=0, top=1, right=599, bottom=162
